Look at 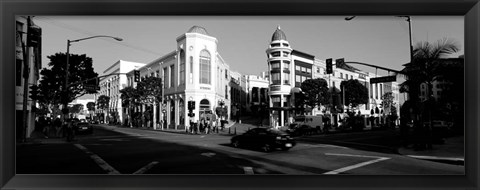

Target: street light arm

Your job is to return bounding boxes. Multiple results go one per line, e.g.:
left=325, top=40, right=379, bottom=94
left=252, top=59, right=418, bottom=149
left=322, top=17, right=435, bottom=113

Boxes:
left=70, top=35, right=123, bottom=43
left=345, top=16, right=356, bottom=21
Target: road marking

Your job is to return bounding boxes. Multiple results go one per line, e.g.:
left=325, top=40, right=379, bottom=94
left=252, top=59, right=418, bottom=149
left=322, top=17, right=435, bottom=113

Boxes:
left=243, top=167, right=254, bottom=174
left=406, top=155, right=464, bottom=162
left=99, top=139, right=126, bottom=141
left=200, top=152, right=216, bottom=157
left=74, top=144, right=120, bottom=174
left=133, top=161, right=159, bottom=174
left=302, top=144, right=349, bottom=149
left=323, top=153, right=390, bottom=174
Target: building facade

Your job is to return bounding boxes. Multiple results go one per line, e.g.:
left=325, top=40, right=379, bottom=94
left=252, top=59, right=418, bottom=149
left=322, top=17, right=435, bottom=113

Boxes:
left=265, top=26, right=400, bottom=128
left=119, top=26, right=233, bottom=130
left=15, top=16, right=42, bottom=139
left=96, top=60, right=146, bottom=124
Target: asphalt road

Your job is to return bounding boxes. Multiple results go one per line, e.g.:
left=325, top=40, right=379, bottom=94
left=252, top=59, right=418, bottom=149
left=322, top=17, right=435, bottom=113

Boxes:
left=16, top=124, right=464, bottom=175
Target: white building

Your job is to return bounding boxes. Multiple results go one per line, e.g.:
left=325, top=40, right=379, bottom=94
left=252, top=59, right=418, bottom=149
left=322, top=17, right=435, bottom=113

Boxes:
left=96, top=60, right=145, bottom=123
left=119, top=26, right=234, bottom=130
left=265, top=26, right=400, bottom=127
left=15, top=16, right=42, bottom=139
left=244, top=73, right=269, bottom=113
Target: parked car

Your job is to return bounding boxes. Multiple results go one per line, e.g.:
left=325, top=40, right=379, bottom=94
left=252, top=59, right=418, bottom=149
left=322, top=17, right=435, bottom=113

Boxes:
left=292, top=115, right=324, bottom=132
left=74, top=122, right=93, bottom=135
left=231, top=127, right=296, bottom=152
left=286, top=123, right=317, bottom=136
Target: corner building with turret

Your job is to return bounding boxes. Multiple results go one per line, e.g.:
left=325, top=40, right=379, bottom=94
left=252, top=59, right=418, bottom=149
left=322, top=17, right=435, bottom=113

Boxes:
left=266, top=26, right=400, bottom=128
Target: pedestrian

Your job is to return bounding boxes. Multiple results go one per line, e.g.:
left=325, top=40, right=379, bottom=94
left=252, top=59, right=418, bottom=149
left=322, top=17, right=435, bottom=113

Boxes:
left=208, top=115, right=214, bottom=134
left=66, top=119, right=76, bottom=142
left=54, top=118, right=62, bottom=137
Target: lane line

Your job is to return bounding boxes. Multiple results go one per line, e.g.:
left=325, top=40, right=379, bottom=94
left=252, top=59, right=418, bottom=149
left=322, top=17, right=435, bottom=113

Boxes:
left=133, top=161, right=159, bottom=174
left=74, top=144, right=121, bottom=174
left=243, top=167, right=254, bottom=174
left=323, top=153, right=390, bottom=174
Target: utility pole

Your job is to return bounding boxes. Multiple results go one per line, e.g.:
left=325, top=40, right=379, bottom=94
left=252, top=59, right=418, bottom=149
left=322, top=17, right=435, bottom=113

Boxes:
left=20, top=16, right=31, bottom=142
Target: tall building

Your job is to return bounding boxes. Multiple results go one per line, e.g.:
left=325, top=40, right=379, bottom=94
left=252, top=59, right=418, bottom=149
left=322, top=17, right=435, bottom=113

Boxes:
left=265, top=26, right=400, bottom=127
left=15, top=16, right=42, bottom=139
left=96, top=60, right=145, bottom=123
left=119, top=26, right=234, bottom=130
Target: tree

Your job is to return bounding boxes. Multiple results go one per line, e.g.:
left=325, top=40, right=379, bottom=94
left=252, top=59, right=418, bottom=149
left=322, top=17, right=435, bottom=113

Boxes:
left=36, top=52, right=99, bottom=118
left=381, top=92, right=395, bottom=115
left=69, top=104, right=84, bottom=118
left=136, top=76, right=163, bottom=103
left=120, top=86, right=140, bottom=127
left=382, top=92, right=398, bottom=128
left=97, top=95, right=110, bottom=123
left=340, top=79, right=368, bottom=109
left=135, top=76, right=163, bottom=127
left=86, top=102, right=96, bottom=121
left=400, top=38, right=460, bottom=127
left=300, top=78, right=329, bottom=113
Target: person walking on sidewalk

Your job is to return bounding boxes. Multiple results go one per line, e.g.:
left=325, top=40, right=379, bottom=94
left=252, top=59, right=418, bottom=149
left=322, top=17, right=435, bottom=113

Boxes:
left=65, top=119, right=75, bottom=142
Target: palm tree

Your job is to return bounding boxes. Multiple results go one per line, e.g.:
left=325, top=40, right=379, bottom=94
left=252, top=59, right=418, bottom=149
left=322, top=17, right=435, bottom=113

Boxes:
left=400, top=38, right=460, bottom=126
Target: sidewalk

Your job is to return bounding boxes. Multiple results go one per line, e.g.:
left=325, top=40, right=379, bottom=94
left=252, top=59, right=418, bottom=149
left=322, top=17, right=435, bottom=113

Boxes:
left=397, top=135, right=464, bottom=165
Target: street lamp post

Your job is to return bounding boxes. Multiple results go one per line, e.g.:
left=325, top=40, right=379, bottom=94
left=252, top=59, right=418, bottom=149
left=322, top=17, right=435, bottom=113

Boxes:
left=63, top=35, right=122, bottom=122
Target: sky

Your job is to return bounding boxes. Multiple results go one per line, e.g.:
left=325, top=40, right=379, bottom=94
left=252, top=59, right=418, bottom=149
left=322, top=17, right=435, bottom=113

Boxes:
left=33, top=16, right=464, bottom=100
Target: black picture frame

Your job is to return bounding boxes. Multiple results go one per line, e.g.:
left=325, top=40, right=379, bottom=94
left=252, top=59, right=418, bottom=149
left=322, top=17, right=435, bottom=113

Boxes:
left=1, top=0, right=478, bottom=189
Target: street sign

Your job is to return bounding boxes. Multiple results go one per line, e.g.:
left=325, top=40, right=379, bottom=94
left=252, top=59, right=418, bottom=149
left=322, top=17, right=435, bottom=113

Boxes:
left=370, top=75, right=397, bottom=83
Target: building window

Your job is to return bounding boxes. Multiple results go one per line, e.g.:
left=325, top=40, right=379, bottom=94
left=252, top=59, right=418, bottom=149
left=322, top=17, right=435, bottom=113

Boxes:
left=316, top=67, right=320, bottom=73
left=225, top=69, right=228, bottom=79
left=189, top=56, right=193, bottom=83
left=282, top=51, right=290, bottom=57
left=180, top=51, right=185, bottom=85
left=283, top=72, right=290, bottom=84
left=170, top=65, right=175, bottom=87
left=16, top=59, right=22, bottom=86
left=163, top=68, right=168, bottom=88
left=225, top=85, right=228, bottom=99
left=199, top=50, right=211, bottom=84
left=271, top=51, right=281, bottom=57
left=271, top=61, right=280, bottom=69
left=271, top=43, right=280, bottom=47
left=272, top=96, right=281, bottom=107
left=283, top=61, right=290, bottom=70
left=332, top=81, right=335, bottom=88
left=271, top=72, right=281, bottom=85
left=282, top=43, right=289, bottom=47
left=340, top=73, right=343, bottom=79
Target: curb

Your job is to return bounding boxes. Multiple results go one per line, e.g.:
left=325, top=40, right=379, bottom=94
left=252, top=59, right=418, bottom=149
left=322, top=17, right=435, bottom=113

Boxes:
left=405, top=155, right=464, bottom=166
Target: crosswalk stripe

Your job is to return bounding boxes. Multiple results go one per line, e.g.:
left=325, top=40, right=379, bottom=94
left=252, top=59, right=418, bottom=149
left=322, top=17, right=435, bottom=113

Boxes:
left=74, top=144, right=120, bottom=174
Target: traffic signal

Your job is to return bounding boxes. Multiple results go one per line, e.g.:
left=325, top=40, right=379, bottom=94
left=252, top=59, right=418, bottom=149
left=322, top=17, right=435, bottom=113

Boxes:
left=336, top=58, right=345, bottom=68
left=134, top=70, right=140, bottom=82
left=29, top=85, right=39, bottom=100
left=27, top=18, right=41, bottom=47
left=326, top=58, right=333, bottom=74
left=188, top=101, right=196, bottom=110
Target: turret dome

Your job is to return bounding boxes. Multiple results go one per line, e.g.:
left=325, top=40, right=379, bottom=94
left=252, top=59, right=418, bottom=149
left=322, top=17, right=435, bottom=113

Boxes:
left=271, top=26, right=287, bottom=41
left=187, top=25, right=209, bottom=35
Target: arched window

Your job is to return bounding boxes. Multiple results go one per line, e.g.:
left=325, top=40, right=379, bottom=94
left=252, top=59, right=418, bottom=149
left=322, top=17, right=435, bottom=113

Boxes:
left=199, top=50, right=211, bottom=84
left=199, top=99, right=211, bottom=116
left=179, top=50, right=185, bottom=85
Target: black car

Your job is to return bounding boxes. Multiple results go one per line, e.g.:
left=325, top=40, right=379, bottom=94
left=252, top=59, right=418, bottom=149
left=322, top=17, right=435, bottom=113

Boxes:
left=286, top=123, right=317, bottom=136
left=74, top=122, right=93, bottom=135
left=231, top=128, right=296, bottom=152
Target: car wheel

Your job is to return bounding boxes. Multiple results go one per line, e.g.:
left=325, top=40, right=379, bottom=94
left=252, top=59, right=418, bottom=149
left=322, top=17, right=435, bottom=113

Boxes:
left=281, top=147, right=291, bottom=151
left=232, top=140, right=240, bottom=148
left=262, top=143, right=272, bottom=152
